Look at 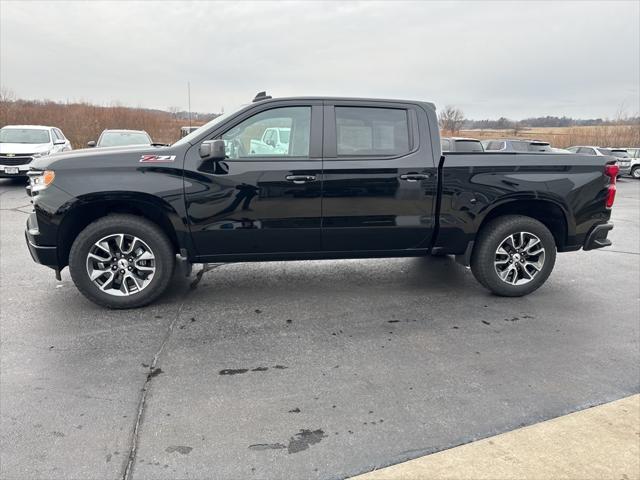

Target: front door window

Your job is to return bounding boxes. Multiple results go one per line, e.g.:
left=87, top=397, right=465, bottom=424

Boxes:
left=221, top=107, right=311, bottom=159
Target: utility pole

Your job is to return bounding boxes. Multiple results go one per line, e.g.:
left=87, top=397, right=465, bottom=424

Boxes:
left=187, top=81, right=192, bottom=128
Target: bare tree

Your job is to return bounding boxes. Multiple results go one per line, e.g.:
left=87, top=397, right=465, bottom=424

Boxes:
left=438, top=105, right=465, bottom=134
left=512, top=120, right=524, bottom=136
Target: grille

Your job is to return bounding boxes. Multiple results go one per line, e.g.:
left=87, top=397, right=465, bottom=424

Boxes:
left=0, top=156, right=33, bottom=166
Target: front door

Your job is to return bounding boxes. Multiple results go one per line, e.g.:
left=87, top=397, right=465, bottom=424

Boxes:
left=184, top=103, right=323, bottom=257
left=321, top=102, right=437, bottom=251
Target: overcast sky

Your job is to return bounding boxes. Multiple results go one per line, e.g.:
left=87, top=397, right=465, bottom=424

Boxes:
left=1, top=1, right=638, bottom=119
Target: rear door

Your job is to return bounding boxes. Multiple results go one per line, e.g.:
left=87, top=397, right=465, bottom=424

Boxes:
left=184, top=101, right=324, bottom=256
left=320, top=101, right=438, bottom=251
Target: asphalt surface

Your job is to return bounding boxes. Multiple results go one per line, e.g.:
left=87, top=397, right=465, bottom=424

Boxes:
left=1, top=177, right=639, bottom=480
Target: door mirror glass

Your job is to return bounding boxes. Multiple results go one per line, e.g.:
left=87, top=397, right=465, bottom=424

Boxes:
left=199, top=139, right=226, bottom=159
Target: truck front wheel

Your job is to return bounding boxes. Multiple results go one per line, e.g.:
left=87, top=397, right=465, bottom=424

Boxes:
left=69, top=214, right=175, bottom=308
left=470, top=215, right=556, bottom=297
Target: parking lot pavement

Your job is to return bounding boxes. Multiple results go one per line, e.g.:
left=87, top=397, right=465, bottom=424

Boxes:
left=1, top=178, right=639, bottom=480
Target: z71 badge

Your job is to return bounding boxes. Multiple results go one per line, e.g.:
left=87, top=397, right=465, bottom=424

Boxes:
left=139, top=155, right=176, bottom=163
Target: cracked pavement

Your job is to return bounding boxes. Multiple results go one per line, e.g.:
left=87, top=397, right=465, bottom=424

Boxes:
left=1, top=177, right=639, bottom=479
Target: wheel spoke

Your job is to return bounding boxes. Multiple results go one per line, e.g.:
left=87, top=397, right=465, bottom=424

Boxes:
left=126, top=272, right=144, bottom=290
left=98, top=272, right=116, bottom=291
left=89, top=266, right=109, bottom=281
left=137, top=250, right=154, bottom=261
left=88, top=252, right=109, bottom=262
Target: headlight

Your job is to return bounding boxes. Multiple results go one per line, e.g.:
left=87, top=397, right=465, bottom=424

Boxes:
left=32, top=151, right=52, bottom=158
left=28, top=170, right=55, bottom=192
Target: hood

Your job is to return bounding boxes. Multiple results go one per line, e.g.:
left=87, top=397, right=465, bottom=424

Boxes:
left=30, top=144, right=174, bottom=170
left=0, top=142, right=52, bottom=155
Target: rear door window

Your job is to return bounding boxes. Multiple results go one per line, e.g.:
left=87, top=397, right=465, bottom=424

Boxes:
left=511, top=141, right=529, bottom=152
left=454, top=140, right=483, bottom=152
left=335, top=107, right=410, bottom=157
left=486, top=141, right=505, bottom=151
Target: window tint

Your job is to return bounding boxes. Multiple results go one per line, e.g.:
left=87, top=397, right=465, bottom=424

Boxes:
left=578, top=147, right=595, bottom=155
left=0, top=128, right=50, bottom=144
left=511, top=141, right=529, bottom=152
left=55, top=129, right=65, bottom=140
left=486, top=141, right=505, bottom=151
left=454, top=140, right=483, bottom=152
left=335, top=107, right=409, bottom=156
left=98, top=132, right=151, bottom=147
left=608, top=150, right=629, bottom=158
left=527, top=143, right=552, bottom=152
left=221, top=107, right=310, bottom=158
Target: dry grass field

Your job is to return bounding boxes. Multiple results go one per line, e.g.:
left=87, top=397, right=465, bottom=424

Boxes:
left=453, top=124, right=640, bottom=148
left=0, top=99, right=207, bottom=148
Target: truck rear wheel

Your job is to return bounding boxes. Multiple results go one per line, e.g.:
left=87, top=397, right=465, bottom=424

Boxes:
left=470, top=215, right=556, bottom=297
left=69, top=214, right=175, bottom=308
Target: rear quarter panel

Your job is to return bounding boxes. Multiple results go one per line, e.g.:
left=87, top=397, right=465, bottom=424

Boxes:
left=437, top=153, right=611, bottom=253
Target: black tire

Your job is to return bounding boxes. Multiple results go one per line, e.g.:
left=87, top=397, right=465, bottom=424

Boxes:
left=631, top=166, right=640, bottom=180
left=470, top=215, right=556, bottom=297
left=69, top=214, right=175, bottom=308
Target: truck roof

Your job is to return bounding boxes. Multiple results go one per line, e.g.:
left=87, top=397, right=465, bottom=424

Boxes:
left=253, top=96, right=436, bottom=110
left=101, top=129, right=149, bottom=134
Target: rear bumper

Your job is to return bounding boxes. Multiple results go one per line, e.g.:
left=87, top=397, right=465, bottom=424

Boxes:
left=618, top=165, right=632, bottom=175
left=583, top=222, right=613, bottom=251
left=25, top=213, right=59, bottom=269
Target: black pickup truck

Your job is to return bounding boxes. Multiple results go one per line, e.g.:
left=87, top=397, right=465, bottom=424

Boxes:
left=25, top=94, right=618, bottom=308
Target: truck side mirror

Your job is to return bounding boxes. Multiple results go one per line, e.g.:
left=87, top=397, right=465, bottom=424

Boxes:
left=199, top=139, right=226, bottom=160
left=87, top=141, right=96, bottom=147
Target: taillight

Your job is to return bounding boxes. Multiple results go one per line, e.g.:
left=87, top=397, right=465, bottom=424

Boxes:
left=604, top=164, right=619, bottom=209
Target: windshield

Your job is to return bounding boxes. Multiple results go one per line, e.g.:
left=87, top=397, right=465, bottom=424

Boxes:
left=98, top=131, right=151, bottom=147
left=0, top=128, right=50, bottom=144
left=454, top=140, right=484, bottom=152
left=172, top=105, right=246, bottom=147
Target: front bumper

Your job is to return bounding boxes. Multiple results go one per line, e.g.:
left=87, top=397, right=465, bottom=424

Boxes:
left=25, top=212, right=58, bottom=269
left=0, top=164, right=30, bottom=177
left=583, top=222, right=613, bottom=251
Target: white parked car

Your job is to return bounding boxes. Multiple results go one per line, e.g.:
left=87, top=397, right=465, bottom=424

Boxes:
left=566, top=146, right=631, bottom=176
left=617, top=147, right=640, bottom=179
left=0, top=125, right=72, bottom=177
left=88, top=129, right=152, bottom=148
left=249, top=127, right=291, bottom=155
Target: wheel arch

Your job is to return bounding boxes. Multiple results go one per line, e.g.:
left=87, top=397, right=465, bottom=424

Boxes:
left=57, top=192, right=189, bottom=268
left=477, top=198, right=572, bottom=250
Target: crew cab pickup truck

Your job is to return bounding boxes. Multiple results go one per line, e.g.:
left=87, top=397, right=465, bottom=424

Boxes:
left=25, top=95, right=618, bottom=308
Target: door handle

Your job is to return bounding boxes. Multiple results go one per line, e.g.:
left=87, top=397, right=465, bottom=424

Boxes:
left=286, top=175, right=316, bottom=184
left=400, top=173, right=430, bottom=182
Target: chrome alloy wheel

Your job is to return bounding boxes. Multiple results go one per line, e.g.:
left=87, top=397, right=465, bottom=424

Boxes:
left=632, top=168, right=640, bottom=179
left=494, top=231, right=545, bottom=286
left=86, top=234, right=156, bottom=296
